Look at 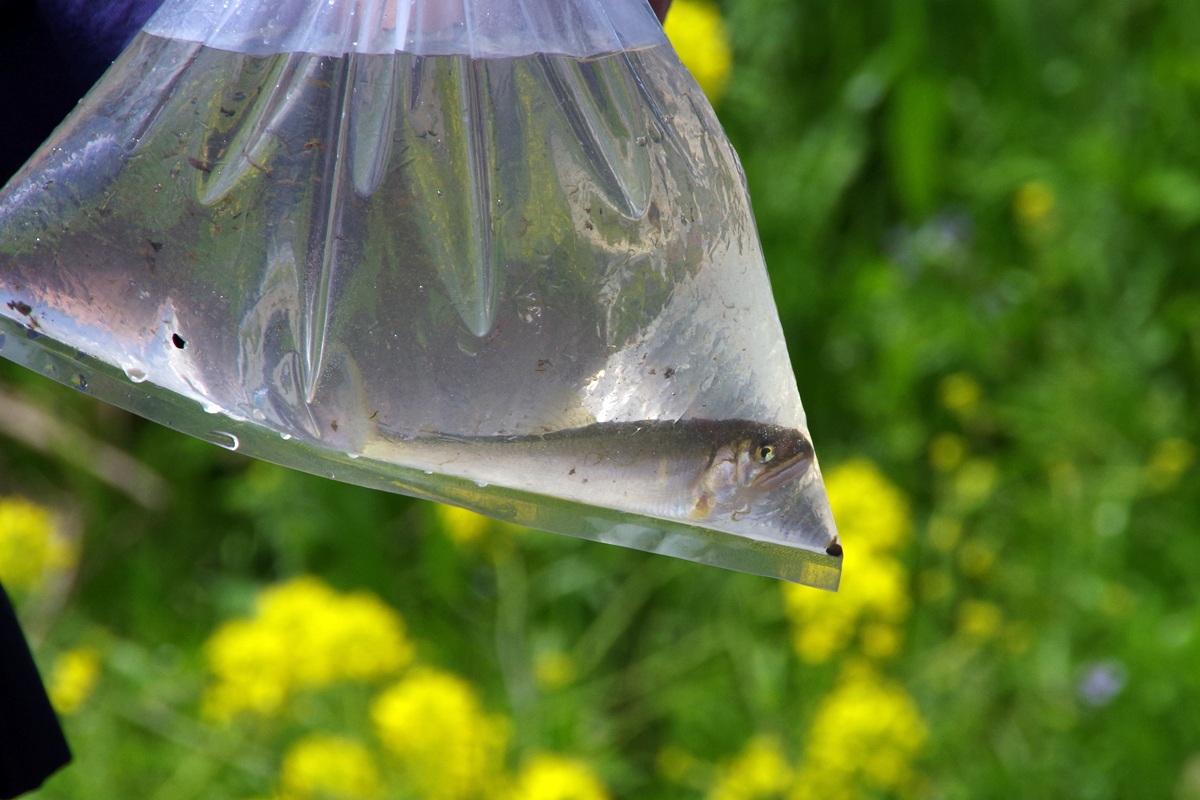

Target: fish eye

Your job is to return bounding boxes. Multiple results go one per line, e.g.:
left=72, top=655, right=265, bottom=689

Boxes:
left=756, top=444, right=775, bottom=463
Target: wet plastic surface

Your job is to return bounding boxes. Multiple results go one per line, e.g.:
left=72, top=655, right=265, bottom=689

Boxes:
left=0, top=18, right=839, bottom=586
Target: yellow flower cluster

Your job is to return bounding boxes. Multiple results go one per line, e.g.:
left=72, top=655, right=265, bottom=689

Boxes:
left=202, top=576, right=613, bottom=800
left=663, top=0, right=733, bottom=103
left=203, top=577, right=413, bottom=721
left=697, top=668, right=927, bottom=800
left=0, top=496, right=71, bottom=593
left=791, top=662, right=928, bottom=800
left=506, top=754, right=610, bottom=800
left=279, top=735, right=382, bottom=800
left=707, top=736, right=792, bottom=800
left=48, top=646, right=102, bottom=715
left=1014, top=180, right=1056, bottom=232
left=782, top=460, right=912, bottom=662
left=371, top=666, right=509, bottom=800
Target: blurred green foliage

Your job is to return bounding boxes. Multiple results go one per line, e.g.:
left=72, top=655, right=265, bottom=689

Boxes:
left=6, top=0, right=1200, bottom=797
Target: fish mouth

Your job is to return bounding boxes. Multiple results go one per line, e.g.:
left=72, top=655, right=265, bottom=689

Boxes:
left=755, top=452, right=812, bottom=491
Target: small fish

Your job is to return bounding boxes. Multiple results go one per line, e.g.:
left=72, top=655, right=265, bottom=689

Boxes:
left=364, top=418, right=841, bottom=556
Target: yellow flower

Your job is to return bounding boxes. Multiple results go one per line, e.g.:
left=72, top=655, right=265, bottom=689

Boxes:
left=791, top=662, right=927, bottom=800
left=938, top=373, right=982, bottom=420
left=859, top=623, right=902, bottom=660
left=279, top=735, right=381, bottom=799
left=928, top=433, right=967, bottom=472
left=372, top=667, right=509, bottom=800
left=0, top=496, right=68, bottom=593
left=708, top=735, right=792, bottom=800
left=1147, top=437, right=1195, bottom=492
left=534, top=650, right=577, bottom=692
left=957, top=600, right=1002, bottom=643
left=663, top=0, right=733, bottom=103
left=952, top=459, right=998, bottom=511
left=783, top=460, right=912, bottom=663
left=437, top=504, right=493, bottom=547
left=507, top=754, right=610, bottom=800
left=824, top=460, right=911, bottom=554
left=785, top=550, right=909, bottom=663
left=1014, top=180, right=1055, bottom=229
left=48, top=646, right=101, bottom=715
left=202, top=577, right=413, bottom=721
left=202, top=620, right=292, bottom=719
left=436, top=504, right=527, bottom=549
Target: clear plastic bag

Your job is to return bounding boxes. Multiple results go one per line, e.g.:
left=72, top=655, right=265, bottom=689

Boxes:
left=0, top=0, right=840, bottom=587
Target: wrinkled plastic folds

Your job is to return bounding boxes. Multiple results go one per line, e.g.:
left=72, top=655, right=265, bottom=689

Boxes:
left=0, top=0, right=840, bottom=588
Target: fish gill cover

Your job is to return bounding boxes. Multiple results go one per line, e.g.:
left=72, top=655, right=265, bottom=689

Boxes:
left=0, top=0, right=840, bottom=587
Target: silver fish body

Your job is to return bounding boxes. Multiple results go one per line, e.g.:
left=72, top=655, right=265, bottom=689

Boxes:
left=363, top=418, right=841, bottom=555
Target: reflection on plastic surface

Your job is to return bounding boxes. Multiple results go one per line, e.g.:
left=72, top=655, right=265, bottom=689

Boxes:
left=144, top=0, right=667, bottom=58
left=0, top=26, right=840, bottom=586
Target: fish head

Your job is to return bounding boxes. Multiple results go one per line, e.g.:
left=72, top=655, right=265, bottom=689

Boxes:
left=720, top=422, right=844, bottom=561
left=696, top=421, right=840, bottom=558
left=731, top=423, right=816, bottom=492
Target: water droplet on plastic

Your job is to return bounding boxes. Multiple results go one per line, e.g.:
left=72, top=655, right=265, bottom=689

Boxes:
left=205, top=430, right=239, bottom=451
left=126, top=367, right=148, bottom=383
left=346, top=452, right=360, bottom=459
left=73, top=374, right=88, bottom=392
left=475, top=480, right=488, bottom=488
left=280, top=432, right=292, bottom=440
left=423, top=470, right=433, bottom=475
left=252, top=408, right=266, bottom=421
left=202, top=401, right=221, bottom=414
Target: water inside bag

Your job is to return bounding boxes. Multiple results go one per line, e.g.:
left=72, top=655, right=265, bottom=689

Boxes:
left=0, top=31, right=840, bottom=587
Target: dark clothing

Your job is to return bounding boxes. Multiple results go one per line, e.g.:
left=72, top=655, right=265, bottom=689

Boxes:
left=0, top=0, right=161, bottom=182
left=0, top=583, right=70, bottom=799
